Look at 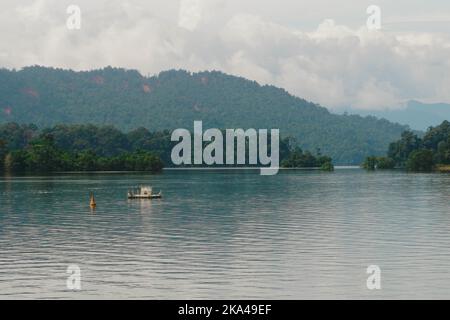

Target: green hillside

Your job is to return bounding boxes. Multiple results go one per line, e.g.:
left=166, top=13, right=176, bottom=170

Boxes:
left=0, top=66, right=409, bottom=164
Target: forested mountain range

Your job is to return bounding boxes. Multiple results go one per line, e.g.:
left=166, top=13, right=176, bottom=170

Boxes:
left=0, top=66, right=410, bottom=164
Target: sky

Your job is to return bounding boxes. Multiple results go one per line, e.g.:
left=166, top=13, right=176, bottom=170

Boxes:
left=1, top=0, right=450, bottom=111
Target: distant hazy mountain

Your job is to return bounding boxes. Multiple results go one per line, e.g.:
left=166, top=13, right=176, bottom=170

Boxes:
left=348, top=101, right=450, bottom=131
left=0, top=66, right=409, bottom=164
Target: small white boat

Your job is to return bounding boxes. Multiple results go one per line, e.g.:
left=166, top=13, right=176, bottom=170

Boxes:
left=127, top=186, right=162, bottom=199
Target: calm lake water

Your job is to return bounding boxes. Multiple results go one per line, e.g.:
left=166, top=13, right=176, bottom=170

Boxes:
left=1, top=168, right=450, bottom=299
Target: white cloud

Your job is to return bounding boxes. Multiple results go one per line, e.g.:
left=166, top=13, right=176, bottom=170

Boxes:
left=1, top=0, right=450, bottom=111
left=15, top=0, right=48, bottom=21
left=178, top=0, right=203, bottom=31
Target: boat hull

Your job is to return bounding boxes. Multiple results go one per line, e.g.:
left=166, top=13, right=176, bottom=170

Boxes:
left=128, top=194, right=162, bottom=199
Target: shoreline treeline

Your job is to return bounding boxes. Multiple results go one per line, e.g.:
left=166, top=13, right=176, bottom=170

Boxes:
left=0, top=123, right=334, bottom=173
left=363, top=120, right=450, bottom=172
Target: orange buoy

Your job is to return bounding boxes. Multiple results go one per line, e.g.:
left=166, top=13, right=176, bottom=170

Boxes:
left=90, top=193, right=97, bottom=209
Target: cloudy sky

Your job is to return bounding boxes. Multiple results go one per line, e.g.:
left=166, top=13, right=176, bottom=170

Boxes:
left=1, top=0, right=450, bottom=111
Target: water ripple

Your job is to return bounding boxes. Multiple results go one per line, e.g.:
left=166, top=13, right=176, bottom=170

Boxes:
left=1, top=170, right=450, bottom=299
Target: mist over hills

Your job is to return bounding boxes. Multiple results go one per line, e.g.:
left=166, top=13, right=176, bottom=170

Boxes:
left=0, top=66, right=410, bottom=164
left=348, top=101, right=450, bottom=131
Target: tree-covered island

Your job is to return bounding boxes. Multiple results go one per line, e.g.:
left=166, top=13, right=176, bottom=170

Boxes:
left=0, top=123, right=333, bottom=173
left=363, top=120, right=450, bottom=172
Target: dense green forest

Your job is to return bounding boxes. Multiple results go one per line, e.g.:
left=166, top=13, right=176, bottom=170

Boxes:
left=0, top=124, right=164, bottom=172
left=0, top=66, right=409, bottom=164
left=280, top=145, right=334, bottom=171
left=363, top=120, right=450, bottom=172
left=0, top=123, right=333, bottom=172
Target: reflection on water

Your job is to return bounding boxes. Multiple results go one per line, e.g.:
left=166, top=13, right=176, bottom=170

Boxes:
left=1, top=169, right=450, bottom=299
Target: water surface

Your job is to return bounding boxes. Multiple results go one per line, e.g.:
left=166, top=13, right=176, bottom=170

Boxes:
left=1, top=169, right=450, bottom=299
